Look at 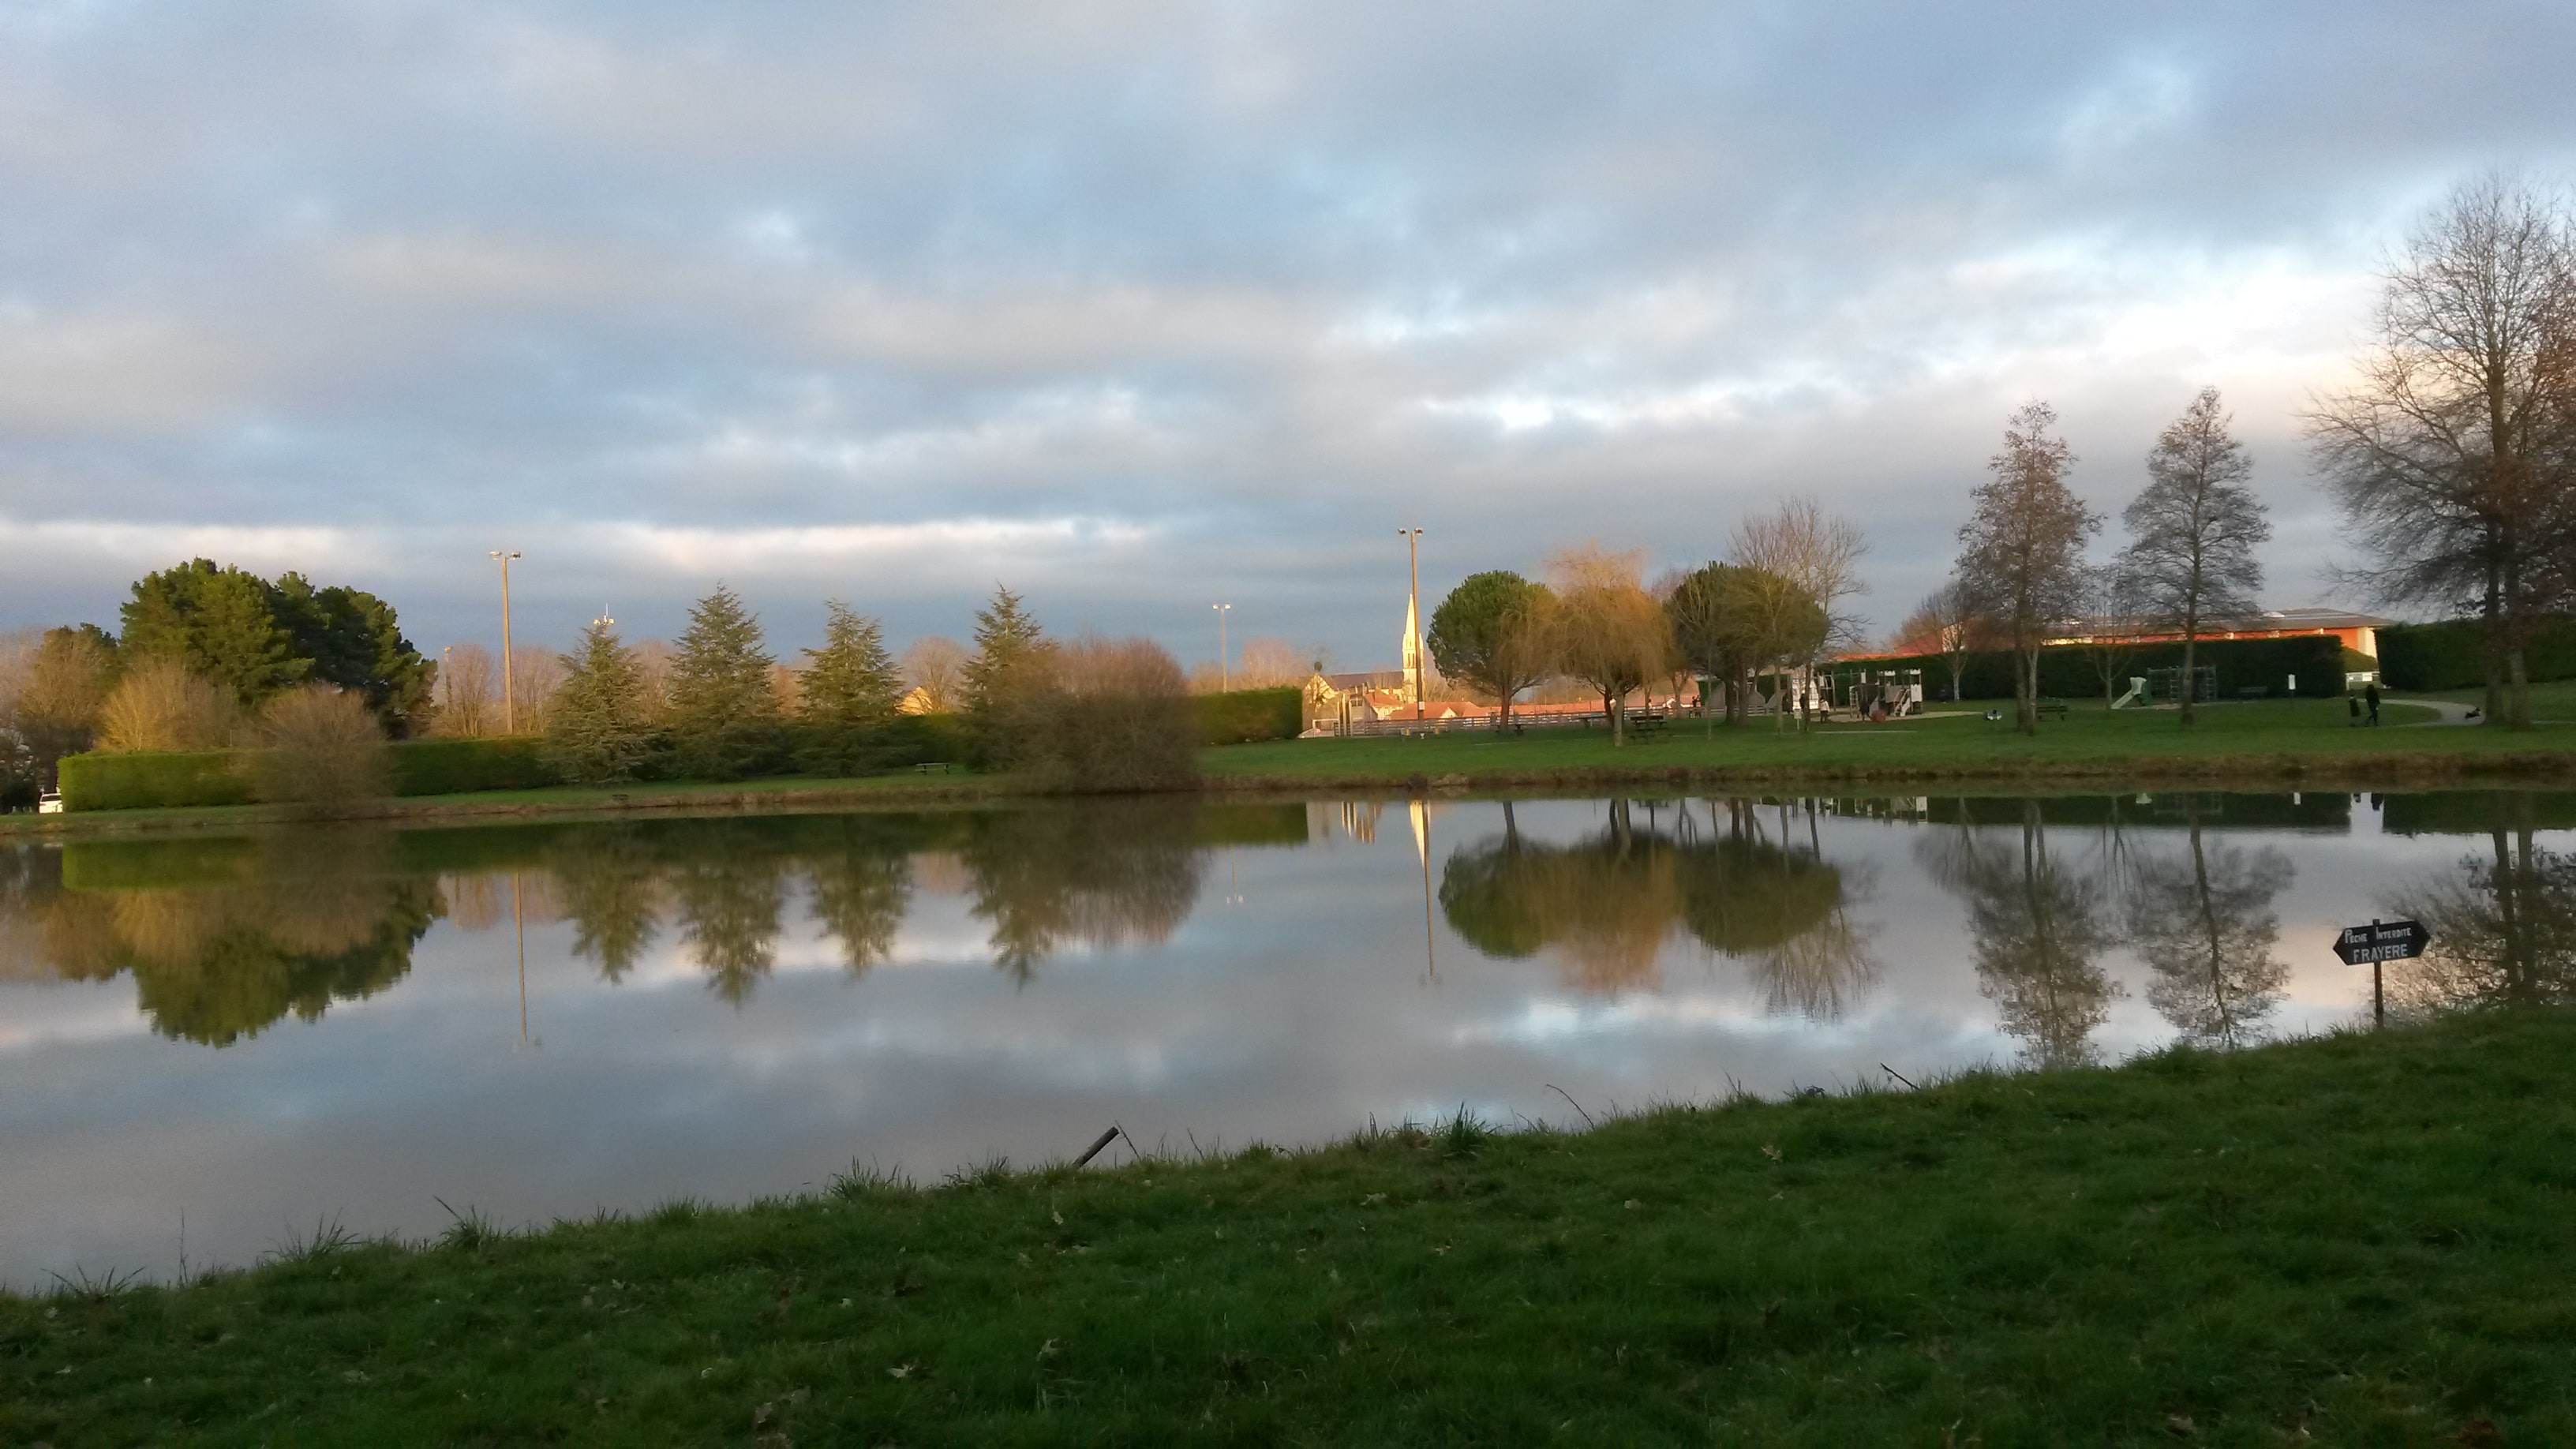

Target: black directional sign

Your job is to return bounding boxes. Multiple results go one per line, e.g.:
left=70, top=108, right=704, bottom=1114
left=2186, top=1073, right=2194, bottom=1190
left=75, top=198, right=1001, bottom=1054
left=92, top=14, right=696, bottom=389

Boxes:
left=2333, top=919, right=2430, bottom=964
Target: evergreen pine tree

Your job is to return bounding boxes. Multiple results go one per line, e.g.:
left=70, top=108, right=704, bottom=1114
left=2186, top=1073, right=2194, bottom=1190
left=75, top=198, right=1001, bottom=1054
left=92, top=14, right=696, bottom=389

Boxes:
left=799, top=601, right=903, bottom=727
left=667, top=584, right=781, bottom=778
left=545, top=620, right=653, bottom=784
left=960, top=585, right=1050, bottom=767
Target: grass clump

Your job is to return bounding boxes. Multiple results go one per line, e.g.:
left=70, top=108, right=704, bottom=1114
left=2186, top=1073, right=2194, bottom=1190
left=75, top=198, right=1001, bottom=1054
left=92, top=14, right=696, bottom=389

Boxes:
left=6, top=1011, right=2575, bottom=1443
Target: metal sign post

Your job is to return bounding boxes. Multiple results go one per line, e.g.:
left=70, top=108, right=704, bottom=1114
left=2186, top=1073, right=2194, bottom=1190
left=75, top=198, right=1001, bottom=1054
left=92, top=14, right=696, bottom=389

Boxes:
left=2331, top=918, right=2430, bottom=1027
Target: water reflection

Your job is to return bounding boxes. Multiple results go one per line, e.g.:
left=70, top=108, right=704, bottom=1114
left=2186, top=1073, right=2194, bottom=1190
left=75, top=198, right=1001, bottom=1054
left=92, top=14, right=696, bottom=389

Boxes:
left=2125, top=799, right=2293, bottom=1046
left=955, top=802, right=1203, bottom=985
left=2388, top=796, right=2576, bottom=1013
left=11, top=831, right=432, bottom=1045
left=1919, top=803, right=2121, bottom=1067
left=1438, top=797, right=1878, bottom=1010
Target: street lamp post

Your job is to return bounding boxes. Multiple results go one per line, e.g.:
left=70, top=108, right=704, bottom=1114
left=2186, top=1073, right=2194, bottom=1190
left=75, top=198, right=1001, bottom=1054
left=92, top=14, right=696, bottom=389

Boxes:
left=1397, top=526, right=1424, bottom=722
left=1212, top=603, right=1231, bottom=692
left=489, top=550, right=521, bottom=733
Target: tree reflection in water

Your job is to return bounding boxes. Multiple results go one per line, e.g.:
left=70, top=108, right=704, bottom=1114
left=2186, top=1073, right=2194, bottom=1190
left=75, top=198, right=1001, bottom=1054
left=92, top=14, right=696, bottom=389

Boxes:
left=955, top=800, right=1204, bottom=986
left=2387, top=798, right=2576, bottom=1013
left=9, top=830, right=432, bottom=1045
left=547, top=826, right=663, bottom=983
left=806, top=820, right=913, bottom=978
left=1918, top=802, right=2121, bottom=1067
left=2125, top=797, right=2293, bottom=1046
left=1439, top=797, right=1877, bottom=1011
left=668, top=823, right=788, bottom=1006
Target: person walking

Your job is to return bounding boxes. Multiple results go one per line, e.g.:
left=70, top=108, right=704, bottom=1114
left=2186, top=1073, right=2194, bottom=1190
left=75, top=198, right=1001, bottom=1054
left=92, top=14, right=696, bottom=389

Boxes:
left=2365, top=679, right=2382, bottom=726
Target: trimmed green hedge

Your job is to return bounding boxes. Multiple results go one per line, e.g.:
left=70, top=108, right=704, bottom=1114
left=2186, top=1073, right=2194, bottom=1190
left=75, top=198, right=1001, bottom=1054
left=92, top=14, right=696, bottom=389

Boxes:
left=2376, top=617, right=2576, bottom=691
left=391, top=736, right=562, bottom=796
left=1873, top=634, right=2350, bottom=702
left=59, top=751, right=255, bottom=811
left=1192, top=687, right=1303, bottom=746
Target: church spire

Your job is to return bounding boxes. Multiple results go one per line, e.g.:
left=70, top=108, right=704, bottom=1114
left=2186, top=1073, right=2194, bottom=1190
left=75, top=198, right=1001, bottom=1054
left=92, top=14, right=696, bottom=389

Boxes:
left=1401, top=592, right=1421, bottom=698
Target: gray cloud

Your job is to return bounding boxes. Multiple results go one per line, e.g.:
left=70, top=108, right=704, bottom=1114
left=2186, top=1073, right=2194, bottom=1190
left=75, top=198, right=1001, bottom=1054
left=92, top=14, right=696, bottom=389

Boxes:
left=2, top=0, right=2571, bottom=660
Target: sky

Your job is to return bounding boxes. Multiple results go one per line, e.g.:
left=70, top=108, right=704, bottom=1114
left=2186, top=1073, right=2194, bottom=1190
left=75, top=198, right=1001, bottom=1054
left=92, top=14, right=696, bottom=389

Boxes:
left=3, top=1, right=2573, bottom=671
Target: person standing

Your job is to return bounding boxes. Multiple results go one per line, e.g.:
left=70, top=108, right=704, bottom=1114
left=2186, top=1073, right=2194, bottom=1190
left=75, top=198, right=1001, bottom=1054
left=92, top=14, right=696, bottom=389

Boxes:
left=2365, top=679, right=2382, bottom=726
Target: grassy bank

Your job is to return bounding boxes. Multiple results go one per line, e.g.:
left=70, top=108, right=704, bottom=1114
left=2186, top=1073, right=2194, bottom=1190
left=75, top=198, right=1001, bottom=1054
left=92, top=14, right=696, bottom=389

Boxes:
left=7, top=1010, right=2572, bottom=1445
left=1204, top=695, right=2576, bottom=792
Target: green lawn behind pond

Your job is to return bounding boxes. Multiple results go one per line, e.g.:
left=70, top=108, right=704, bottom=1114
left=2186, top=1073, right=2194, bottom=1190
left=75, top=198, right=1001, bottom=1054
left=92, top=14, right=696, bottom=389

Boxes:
left=1200, top=694, right=2576, bottom=787
left=7, top=1009, right=2573, bottom=1446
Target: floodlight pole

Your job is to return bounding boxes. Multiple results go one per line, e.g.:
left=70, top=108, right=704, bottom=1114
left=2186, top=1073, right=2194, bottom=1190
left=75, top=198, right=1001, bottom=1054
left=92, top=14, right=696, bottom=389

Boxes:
left=489, top=550, right=522, bottom=733
left=1213, top=603, right=1231, bottom=692
left=1398, top=526, right=1424, bottom=721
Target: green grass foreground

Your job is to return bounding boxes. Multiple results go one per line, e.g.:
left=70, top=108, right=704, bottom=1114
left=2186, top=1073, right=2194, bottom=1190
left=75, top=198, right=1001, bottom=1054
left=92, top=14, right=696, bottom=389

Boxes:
left=8, top=1013, right=2574, bottom=1445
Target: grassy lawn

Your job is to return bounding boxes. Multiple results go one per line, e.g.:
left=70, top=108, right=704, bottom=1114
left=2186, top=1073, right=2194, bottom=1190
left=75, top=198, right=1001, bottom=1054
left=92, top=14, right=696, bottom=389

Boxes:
left=6, top=1010, right=2570, bottom=1444
left=1200, top=695, right=2576, bottom=788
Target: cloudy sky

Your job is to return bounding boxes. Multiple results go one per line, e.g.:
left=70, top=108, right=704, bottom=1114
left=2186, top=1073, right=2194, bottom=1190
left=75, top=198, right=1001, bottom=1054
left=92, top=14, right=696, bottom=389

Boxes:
left=3, top=1, right=2571, bottom=668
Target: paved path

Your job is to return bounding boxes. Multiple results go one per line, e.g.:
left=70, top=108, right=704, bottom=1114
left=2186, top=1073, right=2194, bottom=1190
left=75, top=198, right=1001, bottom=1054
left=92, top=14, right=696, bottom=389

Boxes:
left=2394, top=698, right=2479, bottom=727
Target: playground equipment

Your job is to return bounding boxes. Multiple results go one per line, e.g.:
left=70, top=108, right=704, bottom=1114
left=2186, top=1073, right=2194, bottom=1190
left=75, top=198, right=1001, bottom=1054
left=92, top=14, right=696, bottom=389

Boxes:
left=2147, top=665, right=2217, bottom=706
left=2110, top=676, right=2147, bottom=709
left=1832, top=667, right=1924, bottom=718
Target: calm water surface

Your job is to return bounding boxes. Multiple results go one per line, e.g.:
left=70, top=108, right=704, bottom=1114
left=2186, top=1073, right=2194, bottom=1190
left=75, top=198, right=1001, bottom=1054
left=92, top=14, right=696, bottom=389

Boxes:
left=2, top=790, right=2566, bottom=1282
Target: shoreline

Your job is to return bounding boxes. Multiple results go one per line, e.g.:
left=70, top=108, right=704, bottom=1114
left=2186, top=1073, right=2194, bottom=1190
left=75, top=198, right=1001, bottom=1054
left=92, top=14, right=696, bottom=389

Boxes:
left=7, top=745, right=2576, bottom=839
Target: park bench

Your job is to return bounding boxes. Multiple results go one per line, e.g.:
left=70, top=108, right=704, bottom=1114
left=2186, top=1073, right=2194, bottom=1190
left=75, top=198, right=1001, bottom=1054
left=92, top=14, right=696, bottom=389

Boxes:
left=1626, top=713, right=1668, bottom=742
left=912, top=762, right=956, bottom=774
left=2035, top=698, right=2070, bottom=721
left=2236, top=685, right=2271, bottom=700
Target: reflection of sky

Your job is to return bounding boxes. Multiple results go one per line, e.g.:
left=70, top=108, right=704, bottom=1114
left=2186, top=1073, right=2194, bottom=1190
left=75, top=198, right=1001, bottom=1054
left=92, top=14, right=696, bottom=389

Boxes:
left=0, top=792, right=2539, bottom=1285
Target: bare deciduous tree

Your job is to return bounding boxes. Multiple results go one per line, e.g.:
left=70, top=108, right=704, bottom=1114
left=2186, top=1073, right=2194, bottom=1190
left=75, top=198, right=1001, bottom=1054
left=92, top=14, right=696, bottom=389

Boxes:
left=507, top=644, right=564, bottom=732
left=433, top=643, right=496, bottom=737
left=2308, top=173, right=2576, bottom=730
left=900, top=635, right=968, bottom=713
left=1728, top=496, right=1870, bottom=653
left=1896, top=581, right=1986, bottom=704
left=1956, top=401, right=2101, bottom=734
left=630, top=638, right=677, bottom=724
left=97, top=657, right=242, bottom=752
left=1235, top=636, right=1306, bottom=689
left=2126, top=387, right=2267, bottom=724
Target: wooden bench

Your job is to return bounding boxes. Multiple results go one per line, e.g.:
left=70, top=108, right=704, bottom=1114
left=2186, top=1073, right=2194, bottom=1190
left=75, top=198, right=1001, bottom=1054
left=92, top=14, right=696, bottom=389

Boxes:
left=912, top=762, right=956, bottom=774
left=2035, top=698, right=2070, bottom=721
left=1626, top=713, right=1668, bottom=742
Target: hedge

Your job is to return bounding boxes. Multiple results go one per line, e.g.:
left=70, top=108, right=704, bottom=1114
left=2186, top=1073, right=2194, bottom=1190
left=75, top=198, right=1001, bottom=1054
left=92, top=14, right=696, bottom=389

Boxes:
left=59, top=751, right=255, bottom=811
left=1867, top=633, right=2350, bottom=702
left=391, top=736, right=562, bottom=796
left=1191, top=687, right=1303, bottom=746
left=2376, top=617, right=2576, bottom=691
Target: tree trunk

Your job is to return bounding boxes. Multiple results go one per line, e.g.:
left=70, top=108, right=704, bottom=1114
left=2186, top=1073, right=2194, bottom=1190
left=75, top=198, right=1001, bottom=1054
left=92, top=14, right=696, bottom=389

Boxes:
left=2177, top=629, right=2197, bottom=728
left=1604, top=688, right=1625, bottom=747
left=2481, top=565, right=2504, bottom=725
left=2509, top=645, right=2532, bottom=731
left=2017, top=645, right=2039, bottom=736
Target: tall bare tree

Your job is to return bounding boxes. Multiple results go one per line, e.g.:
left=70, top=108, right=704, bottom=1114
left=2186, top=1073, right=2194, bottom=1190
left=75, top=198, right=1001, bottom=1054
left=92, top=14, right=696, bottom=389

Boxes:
left=2308, top=174, right=2576, bottom=730
left=1729, top=498, right=1870, bottom=717
left=433, top=642, right=496, bottom=737
left=2123, top=387, right=2267, bottom=724
left=1896, top=580, right=1985, bottom=704
left=899, top=635, right=968, bottom=712
left=1956, top=401, right=2100, bottom=734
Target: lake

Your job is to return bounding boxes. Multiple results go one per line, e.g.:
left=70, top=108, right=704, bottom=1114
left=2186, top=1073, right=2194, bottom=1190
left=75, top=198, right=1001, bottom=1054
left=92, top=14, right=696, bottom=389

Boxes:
left=3, top=788, right=2568, bottom=1284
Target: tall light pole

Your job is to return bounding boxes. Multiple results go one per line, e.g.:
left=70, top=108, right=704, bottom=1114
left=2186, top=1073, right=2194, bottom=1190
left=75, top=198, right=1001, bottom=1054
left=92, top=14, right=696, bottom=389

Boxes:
left=1397, top=526, right=1425, bottom=721
left=489, top=551, right=521, bottom=733
left=1212, top=603, right=1231, bottom=692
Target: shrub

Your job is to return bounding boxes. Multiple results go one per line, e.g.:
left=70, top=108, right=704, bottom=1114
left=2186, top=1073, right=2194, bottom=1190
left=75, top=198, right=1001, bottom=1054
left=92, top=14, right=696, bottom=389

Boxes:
left=2377, top=617, right=2576, bottom=691
left=1009, top=635, right=1198, bottom=792
left=248, top=685, right=391, bottom=810
left=96, top=658, right=241, bottom=752
left=1190, top=687, right=1302, bottom=745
